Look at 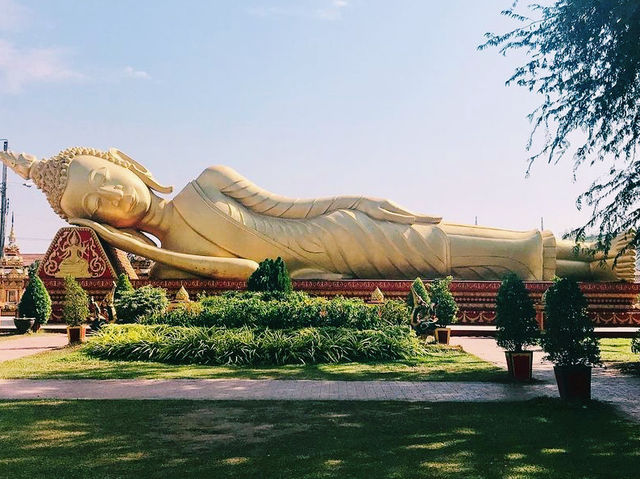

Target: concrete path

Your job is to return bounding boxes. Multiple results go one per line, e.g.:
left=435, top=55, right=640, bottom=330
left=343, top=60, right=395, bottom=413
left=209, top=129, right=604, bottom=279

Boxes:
left=0, top=333, right=67, bottom=362
left=0, top=378, right=558, bottom=401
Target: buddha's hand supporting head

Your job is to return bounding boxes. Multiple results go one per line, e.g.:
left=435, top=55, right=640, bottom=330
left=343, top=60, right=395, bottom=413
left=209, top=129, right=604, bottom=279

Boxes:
left=0, top=147, right=173, bottom=228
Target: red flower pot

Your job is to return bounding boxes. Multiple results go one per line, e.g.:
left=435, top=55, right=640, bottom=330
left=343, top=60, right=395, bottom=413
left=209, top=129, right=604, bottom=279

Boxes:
left=505, top=351, right=533, bottom=381
left=67, top=326, right=87, bottom=345
left=435, top=328, right=451, bottom=345
left=553, top=365, right=592, bottom=401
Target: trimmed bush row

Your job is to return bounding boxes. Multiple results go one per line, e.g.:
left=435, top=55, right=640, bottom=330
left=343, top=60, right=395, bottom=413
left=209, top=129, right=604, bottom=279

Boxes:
left=85, top=324, right=422, bottom=366
left=141, top=292, right=410, bottom=330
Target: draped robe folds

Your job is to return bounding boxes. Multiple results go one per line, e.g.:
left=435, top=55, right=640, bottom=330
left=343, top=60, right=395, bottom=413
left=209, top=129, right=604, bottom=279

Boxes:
left=169, top=166, right=549, bottom=280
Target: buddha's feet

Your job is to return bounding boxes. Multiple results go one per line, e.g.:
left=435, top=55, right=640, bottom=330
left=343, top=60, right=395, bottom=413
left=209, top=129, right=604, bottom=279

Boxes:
left=589, top=232, right=636, bottom=281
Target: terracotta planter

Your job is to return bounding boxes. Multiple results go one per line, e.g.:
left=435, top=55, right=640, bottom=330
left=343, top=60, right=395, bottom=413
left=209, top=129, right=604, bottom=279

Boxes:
left=67, top=326, right=87, bottom=344
left=553, top=365, right=592, bottom=401
left=14, top=318, right=34, bottom=334
left=505, top=351, right=533, bottom=381
left=435, top=327, right=451, bottom=345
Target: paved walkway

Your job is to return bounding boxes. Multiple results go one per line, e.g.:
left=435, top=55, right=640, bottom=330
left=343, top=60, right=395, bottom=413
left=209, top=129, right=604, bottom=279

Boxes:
left=0, top=333, right=67, bottom=362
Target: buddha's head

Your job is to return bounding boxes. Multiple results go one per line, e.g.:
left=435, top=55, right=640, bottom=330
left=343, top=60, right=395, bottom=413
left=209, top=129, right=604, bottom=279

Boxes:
left=0, top=147, right=173, bottom=228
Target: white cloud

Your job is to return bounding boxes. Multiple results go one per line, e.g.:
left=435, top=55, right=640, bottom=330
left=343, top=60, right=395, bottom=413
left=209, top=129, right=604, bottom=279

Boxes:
left=0, top=0, right=30, bottom=32
left=123, top=66, right=151, bottom=80
left=247, top=0, right=350, bottom=21
left=316, top=0, right=349, bottom=20
left=0, top=39, right=83, bottom=93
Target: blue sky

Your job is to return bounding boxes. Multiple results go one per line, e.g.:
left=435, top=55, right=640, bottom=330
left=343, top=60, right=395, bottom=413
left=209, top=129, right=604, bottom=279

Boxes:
left=0, top=0, right=599, bottom=252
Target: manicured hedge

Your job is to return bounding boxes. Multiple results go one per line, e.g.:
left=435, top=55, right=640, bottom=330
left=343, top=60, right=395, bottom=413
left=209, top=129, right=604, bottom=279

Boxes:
left=85, top=324, right=422, bottom=366
left=141, top=292, right=409, bottom=330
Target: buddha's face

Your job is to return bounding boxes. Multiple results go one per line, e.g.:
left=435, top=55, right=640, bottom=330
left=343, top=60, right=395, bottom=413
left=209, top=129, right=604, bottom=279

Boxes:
left=60, top=155, right=152, bottom=227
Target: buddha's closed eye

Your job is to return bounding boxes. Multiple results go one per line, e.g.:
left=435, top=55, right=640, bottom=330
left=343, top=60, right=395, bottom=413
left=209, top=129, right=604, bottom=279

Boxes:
left=90, top=167, right=110, bottom=186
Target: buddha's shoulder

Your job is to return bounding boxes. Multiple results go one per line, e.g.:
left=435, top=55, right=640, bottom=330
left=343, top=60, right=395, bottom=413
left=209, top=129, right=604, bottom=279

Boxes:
left=195, top=165, right=245, bottom=189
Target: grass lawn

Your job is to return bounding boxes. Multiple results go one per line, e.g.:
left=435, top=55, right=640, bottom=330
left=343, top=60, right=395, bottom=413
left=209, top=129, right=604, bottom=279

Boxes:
left=600, top=338, right=640, bottom=374
left=0, top=344, right=505, bottom=382
left=0, top=398, right=638, bottom=479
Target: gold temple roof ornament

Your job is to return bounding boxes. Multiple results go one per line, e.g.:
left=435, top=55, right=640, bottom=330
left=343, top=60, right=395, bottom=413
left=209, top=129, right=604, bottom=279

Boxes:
left=370, top=287, right=385, bottom=303
left=175, top=285, right=190, bottom=302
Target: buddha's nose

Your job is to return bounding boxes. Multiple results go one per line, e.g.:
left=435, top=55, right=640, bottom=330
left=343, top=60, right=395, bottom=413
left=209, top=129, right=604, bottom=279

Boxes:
left=99, top=185, right=124, bottom=201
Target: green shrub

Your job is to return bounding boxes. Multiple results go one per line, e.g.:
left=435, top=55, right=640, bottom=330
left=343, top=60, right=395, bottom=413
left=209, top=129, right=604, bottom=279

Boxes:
left=115, top=286, right=168, bottom=323
left=63, top=276, right=89, bottom=327
left=379, top=300, right=411, bottom=326
left=632, top=333, right=640, bottom=355
left=85, top=324, right=422, bottom=366
left=143, top=293, right=408, bottom=330
left=430, top=276, right=458, bottom=326
left=247, top=257, right=292, bottom=294
left=18, top=270, right=52, bottom=325
left=540, top=277, right=600, bottom=366
left=495, top=273, right=539, bottom=352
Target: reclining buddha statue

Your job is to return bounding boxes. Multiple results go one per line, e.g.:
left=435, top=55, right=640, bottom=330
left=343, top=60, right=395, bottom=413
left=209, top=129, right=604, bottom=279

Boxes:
left=0, top=147, right=635, bottom=281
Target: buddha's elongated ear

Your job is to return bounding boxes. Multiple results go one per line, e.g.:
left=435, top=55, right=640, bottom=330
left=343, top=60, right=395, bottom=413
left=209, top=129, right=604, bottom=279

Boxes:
left=109, top=148, right=173, bottom=194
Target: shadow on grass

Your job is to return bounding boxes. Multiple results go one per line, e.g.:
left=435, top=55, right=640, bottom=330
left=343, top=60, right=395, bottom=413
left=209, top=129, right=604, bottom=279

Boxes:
left=0, top=398, right=637, bottom=479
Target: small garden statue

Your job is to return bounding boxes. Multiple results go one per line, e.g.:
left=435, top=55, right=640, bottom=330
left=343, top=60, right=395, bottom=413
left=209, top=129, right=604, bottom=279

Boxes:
left=89, top=295, right=107, bottom=331
left=101, top=282, right=117, bottom=323
left=410, top=282, right=439, bottom=337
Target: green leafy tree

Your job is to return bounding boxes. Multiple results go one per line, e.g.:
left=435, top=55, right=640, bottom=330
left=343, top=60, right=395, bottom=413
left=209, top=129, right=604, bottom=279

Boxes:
left=247, top=257, right=293, bottom=294
left=481, top=0, right=640, bottom=253
left=541, top=277, right=600, bottom=366
left=63, top=276, right=89, bottom=327
left=18, top=270, right=52, bottom=326
left=495, top=273, right=539, bottom=352
left=430, top=276, right=458, bottom=326
left=114, top=273, right=134, bottom=301
left=115, top=286, right=169, bottom=323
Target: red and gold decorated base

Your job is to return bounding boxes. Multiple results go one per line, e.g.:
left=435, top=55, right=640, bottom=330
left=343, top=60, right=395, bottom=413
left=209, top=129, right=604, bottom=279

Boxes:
left=41, top=276, right=640, bottom=325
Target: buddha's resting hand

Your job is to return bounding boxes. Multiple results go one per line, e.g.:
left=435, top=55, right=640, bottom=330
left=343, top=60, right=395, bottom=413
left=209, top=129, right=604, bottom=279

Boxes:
left=355, top=198, right=442, bottom=224
left=69, top=218, right=259, bottom=279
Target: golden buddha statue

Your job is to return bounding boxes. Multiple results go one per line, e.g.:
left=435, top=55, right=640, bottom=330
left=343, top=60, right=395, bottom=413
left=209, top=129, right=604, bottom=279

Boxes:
left=1, top=147, right=635, bottom=281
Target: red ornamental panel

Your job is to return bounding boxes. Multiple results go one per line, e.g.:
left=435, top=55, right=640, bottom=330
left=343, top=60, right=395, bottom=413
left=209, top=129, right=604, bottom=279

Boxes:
left=39, top=227, right=117, bottom=280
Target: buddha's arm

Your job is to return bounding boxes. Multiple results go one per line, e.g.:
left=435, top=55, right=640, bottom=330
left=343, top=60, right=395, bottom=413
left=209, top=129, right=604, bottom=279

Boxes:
left=205, top=165, right=442, bottom=224
left=70, top=218, right=259, bottom=280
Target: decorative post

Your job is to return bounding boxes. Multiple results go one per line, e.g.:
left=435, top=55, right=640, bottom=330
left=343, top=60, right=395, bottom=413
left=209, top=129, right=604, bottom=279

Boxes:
left=0, top=139, right=7, bottom=254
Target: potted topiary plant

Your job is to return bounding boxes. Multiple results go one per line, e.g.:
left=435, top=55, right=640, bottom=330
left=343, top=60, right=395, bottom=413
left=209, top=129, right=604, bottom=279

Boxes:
left=495, top=273, right=539, bottom=380
left=17, top=269, right=52, bottom=333
left=114, top=273, right=134, bottom=301
left=430, top=276, right=458, bottom=345
left=63, top=276, right=90, bottom=344
left=541, top=277, right=600, bottom=401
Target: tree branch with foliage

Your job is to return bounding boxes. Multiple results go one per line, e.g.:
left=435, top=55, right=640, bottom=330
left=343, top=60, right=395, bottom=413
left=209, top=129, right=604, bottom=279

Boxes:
left=480, top=0, right=640, bottom=254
